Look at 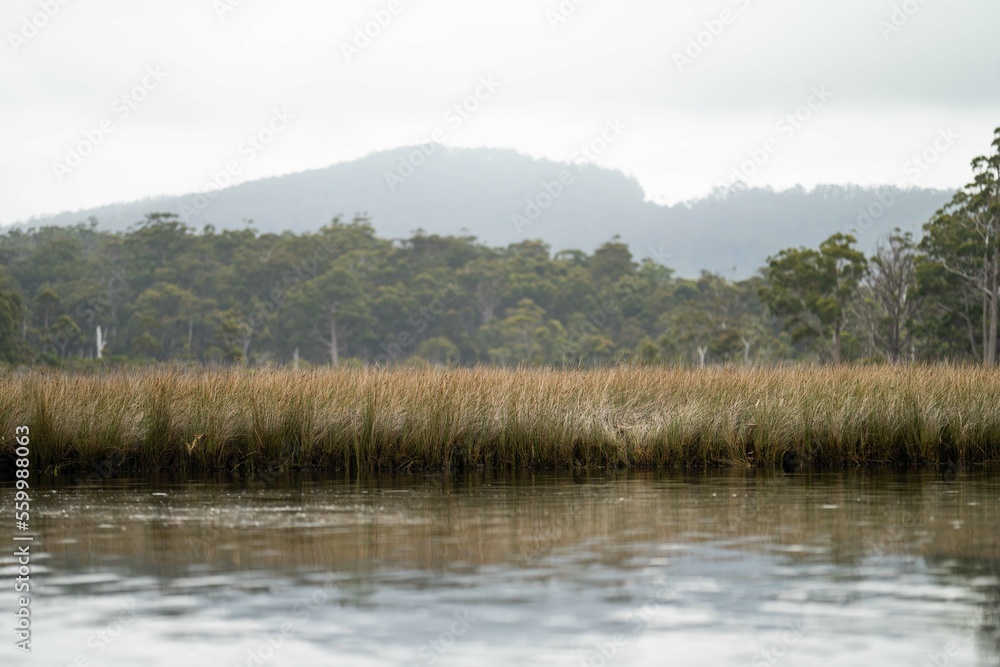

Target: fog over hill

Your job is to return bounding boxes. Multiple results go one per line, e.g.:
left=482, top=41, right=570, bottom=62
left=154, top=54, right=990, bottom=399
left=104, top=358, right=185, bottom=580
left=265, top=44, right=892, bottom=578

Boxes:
left=14, top=146, right=953, bottom=277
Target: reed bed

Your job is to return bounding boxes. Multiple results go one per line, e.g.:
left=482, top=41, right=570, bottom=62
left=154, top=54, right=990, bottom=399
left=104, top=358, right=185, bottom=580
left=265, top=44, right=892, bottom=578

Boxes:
left=1, top=365, right=999, bottom=475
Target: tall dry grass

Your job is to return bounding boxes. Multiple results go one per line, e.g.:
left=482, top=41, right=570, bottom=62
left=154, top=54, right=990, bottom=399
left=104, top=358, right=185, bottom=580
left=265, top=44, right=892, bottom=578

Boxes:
left=1, top=365, right=998, bottom=475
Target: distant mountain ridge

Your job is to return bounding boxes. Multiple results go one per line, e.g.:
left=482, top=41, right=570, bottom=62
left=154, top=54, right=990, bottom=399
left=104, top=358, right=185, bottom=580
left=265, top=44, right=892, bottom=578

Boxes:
left=11, top=145, right=954, bottom=277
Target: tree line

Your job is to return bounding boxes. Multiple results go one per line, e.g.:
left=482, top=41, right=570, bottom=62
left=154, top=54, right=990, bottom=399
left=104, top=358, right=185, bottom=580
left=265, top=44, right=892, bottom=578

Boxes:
left=1, top=127, right=997, bottom=369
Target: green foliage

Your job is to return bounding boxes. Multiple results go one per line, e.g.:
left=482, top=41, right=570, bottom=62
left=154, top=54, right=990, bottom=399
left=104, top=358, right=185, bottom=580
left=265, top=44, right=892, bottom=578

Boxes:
left=760, top=233, right=867, bottom=363
left=0, top=216, right=789, bottom=367
left=919, top=126, right=1000, bottom=365
left=0, top=267, right=25, bottom=364
left=2, top=127, right=998, bottom=368
left=415, top=336, right=460, bottom=365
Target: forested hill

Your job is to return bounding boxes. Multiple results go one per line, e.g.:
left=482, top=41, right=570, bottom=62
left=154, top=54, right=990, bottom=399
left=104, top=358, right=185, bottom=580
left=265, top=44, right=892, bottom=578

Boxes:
left=12, top=146, right=952, bottom=277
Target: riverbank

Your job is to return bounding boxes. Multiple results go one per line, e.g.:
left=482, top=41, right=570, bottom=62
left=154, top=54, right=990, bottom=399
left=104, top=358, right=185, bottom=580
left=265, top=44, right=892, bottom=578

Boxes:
left=1, top=366, right=998, bottom=475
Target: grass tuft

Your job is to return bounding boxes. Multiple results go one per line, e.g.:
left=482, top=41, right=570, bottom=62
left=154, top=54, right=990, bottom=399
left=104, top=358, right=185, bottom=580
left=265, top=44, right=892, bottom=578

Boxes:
left=1, top=365, right=999, bottom=475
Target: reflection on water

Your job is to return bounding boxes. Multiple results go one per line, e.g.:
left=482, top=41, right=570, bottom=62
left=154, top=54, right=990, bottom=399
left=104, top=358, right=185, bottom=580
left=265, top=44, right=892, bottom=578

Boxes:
left=3, top=471, right=999, bottom=666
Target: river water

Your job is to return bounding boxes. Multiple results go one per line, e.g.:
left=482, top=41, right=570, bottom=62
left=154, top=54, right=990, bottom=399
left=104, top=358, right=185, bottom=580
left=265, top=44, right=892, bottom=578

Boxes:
left=4, top=470, right=999, bottom=666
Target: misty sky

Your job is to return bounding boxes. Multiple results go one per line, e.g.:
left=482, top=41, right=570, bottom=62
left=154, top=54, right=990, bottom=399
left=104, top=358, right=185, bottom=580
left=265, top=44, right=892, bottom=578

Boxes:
left=2, top=0, right=999, bottom=225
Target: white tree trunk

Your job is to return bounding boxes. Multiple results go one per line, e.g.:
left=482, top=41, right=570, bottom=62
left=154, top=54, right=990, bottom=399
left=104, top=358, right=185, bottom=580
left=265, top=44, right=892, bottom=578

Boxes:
left=988, top=242, right=999, bottom=365
left=96, top=326, right=105, bottom=359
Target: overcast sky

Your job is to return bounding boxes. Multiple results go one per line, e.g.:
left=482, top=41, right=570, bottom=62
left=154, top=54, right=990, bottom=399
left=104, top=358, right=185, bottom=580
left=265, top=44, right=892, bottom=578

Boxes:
left=2, top=0, right=999, bottom=225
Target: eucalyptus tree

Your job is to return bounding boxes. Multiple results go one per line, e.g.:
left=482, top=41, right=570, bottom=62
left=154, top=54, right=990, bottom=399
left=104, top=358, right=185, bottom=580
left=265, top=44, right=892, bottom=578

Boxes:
left=485, top=298, right=547, bottom=364
left=280, top=218, right=388, bottom=365
left=0, top=268, right=24, bottom=364
left=856, top=231, right=919, bottom=362
left=760, top=233, right=867, bottom=363
left=920, top=127, right=1000, bottom=365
